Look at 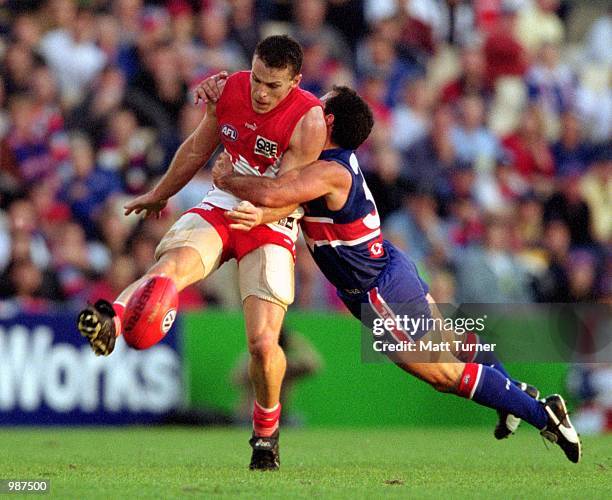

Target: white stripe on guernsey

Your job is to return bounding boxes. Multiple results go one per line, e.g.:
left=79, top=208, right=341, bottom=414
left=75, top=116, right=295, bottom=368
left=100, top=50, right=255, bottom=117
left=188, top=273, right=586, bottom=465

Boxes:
left=303, top=216, right=335, bottom=223
left=469, top=364, right=483, bottom=400
left=233, top=155, right=260, bottom=175
left=313, top=229, right=381, bottom=248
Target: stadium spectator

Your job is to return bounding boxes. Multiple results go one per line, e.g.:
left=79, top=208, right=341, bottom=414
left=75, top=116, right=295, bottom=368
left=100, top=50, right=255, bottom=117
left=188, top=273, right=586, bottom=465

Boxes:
left=0, top=75, right=10, bottom=140
left=1, top=258, right=58, bottom=312
left=98, top=108, right=163, bottom=194
left=566, top=250, right=598, bottom=302
left=584, top=7, right=611, bottom=65
left=66, top=66, right=127, bottom=146
left=384, top=193, right=449, bottom=268
left=39, top=0, right=107, bottom=107
left=451, top=95, right=500, bottom=170
left=401, top=104, right=457, bottom=196
left=543, top=171, right=594, bottom=247
left=552, top=112, right=593, bottom=177
left=516, top=0, right=565, bottom=55
left=364, top=147, right=410, bottom=221
left=391, top=77, right=431, bottom=152
left=440, top=43, right=490, bottom=106
left=445, top=195, right=485, bottom=249
left=87, top=253, right=137, bottom=305
left=60, top=134, right=123, bottom=233
left=11, top=13, right=43, bottom=50
left=190, top=7, right=248, bottom=81
left=291, top=0, right=352, bottom=63
left=228, top=0, right=262, bottom=60
left=473, top=153, right=528, bottom=213
left=0, top=198, right=51, bottom=273
left=514, top=192, right=545, bottom=249
left=3, top=42, right=38, bottom=97
left=400, top=0, right=475, bottom=51
left=483, top=3, right=527, bottom=85
left=455, top=214, right=533, bottom=303
left=525, top=42, right=576, bottom=135
left=580, top=148, right=611, bottom=244
left=356, top=32, right=419, bottom=107
left=502, top=107, right=555, bottom=180
left=534, top=219, right=572, bottom=302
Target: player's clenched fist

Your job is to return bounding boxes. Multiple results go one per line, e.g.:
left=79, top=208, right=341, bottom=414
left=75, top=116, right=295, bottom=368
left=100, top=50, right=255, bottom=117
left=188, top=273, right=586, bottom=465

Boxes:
left=212, top=151, right=235, bottom=187
left=193, top=71, right=228, bottom=104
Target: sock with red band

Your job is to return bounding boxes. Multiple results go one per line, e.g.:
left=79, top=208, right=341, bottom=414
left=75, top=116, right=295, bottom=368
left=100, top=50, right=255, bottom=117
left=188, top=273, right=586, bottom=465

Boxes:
left=458, top=363, right=547, bottom=429
left=457, top=333, right=515, bottom=383
left=112, top=302, right=125, bottom=337
left=253, top=401, right=281, bottom=437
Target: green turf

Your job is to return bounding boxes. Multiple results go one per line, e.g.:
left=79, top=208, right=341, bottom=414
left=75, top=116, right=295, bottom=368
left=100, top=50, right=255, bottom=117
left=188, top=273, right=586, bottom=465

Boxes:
left=0, top=427, right=610, bottom=499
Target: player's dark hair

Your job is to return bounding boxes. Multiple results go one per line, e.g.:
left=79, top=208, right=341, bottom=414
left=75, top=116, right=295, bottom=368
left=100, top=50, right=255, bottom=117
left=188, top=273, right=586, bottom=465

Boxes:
left=254, top=35, right=303, bottom=76
left=324, top=86, right=374, bottom=150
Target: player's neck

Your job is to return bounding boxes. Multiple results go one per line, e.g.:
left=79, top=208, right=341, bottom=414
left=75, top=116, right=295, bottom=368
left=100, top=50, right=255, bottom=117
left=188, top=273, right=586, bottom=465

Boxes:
left=323, top=140, right=340, bottom=150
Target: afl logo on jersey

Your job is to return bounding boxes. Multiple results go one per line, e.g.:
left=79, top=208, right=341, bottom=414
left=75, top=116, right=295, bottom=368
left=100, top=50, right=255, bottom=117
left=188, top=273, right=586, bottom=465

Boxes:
left=254, top=135, right=278, bottom=159
left=221, top=124, right=238, bottom=141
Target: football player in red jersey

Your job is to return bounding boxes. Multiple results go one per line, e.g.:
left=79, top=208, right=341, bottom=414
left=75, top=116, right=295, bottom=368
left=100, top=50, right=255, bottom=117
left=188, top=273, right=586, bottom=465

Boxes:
left=77, top=35, right=327, bottom=470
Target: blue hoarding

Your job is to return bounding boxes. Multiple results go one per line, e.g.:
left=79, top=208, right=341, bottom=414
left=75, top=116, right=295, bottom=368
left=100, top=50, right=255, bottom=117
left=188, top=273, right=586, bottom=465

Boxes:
left=0, top=312, right=183, bottom=425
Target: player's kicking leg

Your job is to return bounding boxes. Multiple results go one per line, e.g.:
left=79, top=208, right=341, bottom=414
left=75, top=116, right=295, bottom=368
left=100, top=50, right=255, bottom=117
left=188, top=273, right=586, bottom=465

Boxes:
left=77, top=246, right=205, bottom=354
left=238, top=244, right=294, bottom=471
left=78, top=212, right=222, bottom=355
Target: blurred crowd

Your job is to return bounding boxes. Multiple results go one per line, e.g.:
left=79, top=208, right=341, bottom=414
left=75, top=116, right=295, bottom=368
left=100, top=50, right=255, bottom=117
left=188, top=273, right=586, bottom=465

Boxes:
left=0, top=0, right=610, bottom=314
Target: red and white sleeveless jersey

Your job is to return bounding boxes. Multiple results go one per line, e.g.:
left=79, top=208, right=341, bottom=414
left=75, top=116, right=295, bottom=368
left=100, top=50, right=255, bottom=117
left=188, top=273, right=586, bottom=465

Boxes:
left=203, top=71, right=321, bottom=239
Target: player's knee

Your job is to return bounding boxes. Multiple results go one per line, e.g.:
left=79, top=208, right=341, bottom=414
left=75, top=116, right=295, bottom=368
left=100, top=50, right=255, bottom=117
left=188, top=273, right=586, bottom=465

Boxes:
left=145, top=248, right=201, bottom=290
left=247, top=334, right=279, bottom=365
left=427, top=364, right=460, bottom=393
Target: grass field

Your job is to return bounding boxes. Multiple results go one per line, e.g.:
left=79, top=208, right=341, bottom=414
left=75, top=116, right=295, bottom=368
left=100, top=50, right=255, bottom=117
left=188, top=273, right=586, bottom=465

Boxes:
left=1, top=427, right=610, bottom=499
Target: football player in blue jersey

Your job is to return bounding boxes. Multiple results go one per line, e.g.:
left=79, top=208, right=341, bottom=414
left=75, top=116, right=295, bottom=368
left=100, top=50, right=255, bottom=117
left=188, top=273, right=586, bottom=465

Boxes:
left=211, top=84, right=581, bottom=463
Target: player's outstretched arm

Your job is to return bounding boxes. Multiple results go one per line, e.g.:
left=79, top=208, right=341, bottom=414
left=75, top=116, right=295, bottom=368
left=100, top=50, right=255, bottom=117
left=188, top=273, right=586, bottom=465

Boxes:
left=124, top=103, right=221, bottom=217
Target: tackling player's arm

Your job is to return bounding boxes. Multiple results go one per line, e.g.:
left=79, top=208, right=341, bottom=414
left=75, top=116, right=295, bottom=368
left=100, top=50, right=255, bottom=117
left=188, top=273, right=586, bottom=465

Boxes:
left=217, top=155, right=351, bottom=208
left=124, top=101, right=221, bottom=217
left=221, top=160, right=350, bottom=231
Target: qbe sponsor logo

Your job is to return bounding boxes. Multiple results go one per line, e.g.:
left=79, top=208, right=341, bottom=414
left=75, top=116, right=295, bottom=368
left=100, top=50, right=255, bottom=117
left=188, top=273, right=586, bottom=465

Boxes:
left=254, top=135, right=278, bottom=159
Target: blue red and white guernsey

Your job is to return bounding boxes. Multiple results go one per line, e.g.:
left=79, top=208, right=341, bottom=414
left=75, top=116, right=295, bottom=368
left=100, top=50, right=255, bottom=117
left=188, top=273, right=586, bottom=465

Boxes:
left=301, top=148, right=432, bottom=342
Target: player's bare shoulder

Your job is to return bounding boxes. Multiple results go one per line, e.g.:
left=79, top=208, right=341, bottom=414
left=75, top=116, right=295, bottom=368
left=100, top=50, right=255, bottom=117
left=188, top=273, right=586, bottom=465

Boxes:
left=283, top=106, right=326, bottom=171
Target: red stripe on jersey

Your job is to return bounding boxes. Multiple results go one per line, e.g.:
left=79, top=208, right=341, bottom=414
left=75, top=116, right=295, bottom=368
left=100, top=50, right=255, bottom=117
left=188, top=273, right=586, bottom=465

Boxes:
left=302, top=215, right=379, bottom=244
left=368, top=288, right=411, bottom=343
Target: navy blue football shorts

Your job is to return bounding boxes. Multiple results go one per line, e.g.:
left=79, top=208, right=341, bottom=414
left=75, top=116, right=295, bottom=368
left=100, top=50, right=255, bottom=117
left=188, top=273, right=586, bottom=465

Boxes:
left=339, top=242, right=432, bottom=343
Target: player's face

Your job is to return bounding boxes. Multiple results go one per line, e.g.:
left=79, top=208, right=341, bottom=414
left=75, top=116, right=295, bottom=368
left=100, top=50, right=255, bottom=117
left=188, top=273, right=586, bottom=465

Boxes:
left=250, top=55, right=301, bottom=114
